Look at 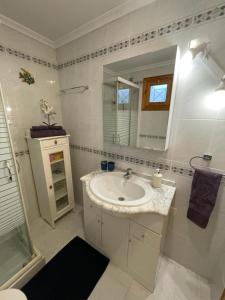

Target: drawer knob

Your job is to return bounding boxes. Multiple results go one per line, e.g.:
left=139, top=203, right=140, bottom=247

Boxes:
left=54, top=140, right=57, bottom=145
left=49, top=185, right=53, bottom=189
left=142, top=234, right=145, bottom=238
left=90, top=205, right=93, bottom=208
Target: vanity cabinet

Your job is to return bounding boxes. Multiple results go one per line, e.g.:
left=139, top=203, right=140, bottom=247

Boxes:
left=101, top=212, right=129, bottom=269
left=27, top=135, right=74, bottom=228
left=83, top=193, right=101, bottom=245
left=83, top=188, right=129, bottom=268
left=82, top=187, right=166, bottom=292
left=128, top=221, right=161, bottom=291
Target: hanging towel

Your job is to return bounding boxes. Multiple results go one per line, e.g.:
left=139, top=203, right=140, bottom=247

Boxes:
left=187, top=169, right=222, bottom=229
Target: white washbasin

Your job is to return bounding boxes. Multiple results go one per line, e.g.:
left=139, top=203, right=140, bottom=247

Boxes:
left=89, top=171, right=152, bottom=206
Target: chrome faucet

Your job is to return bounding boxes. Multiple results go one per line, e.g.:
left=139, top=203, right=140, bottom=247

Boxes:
left=124, top=168, right=132, bottom=179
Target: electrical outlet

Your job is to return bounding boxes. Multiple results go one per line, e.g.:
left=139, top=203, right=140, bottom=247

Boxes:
left=203, top=153, right=212, bottom=161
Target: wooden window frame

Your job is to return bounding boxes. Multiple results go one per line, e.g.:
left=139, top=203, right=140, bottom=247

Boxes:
left=142, top=74, right=173, bottom=111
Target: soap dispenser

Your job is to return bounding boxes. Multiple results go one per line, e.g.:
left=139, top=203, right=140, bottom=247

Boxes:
left=152, top=168, right=162, bottom=188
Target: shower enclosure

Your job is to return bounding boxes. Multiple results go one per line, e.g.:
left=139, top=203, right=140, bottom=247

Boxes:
left=103, top=76, right=139, bottom=147
left=0, top=86, right=41, bottom=289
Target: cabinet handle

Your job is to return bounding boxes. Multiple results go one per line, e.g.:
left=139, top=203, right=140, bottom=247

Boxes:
left=89, top=205, right=93, bottom=208
left=97, top=219, right=100, bottom=223
left=5, top=160, right=12, bottom=182
left=142, top=234, right=145, bottom=238
left=54, top=140, right=57, bottom=145
left=101, top=221, right=104, bottom=225
left=129, top=239, right=132, bottom=243
left=49, top=185, right=53, bottom=189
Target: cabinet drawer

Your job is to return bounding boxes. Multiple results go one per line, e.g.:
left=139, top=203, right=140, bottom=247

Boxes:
left=130, top=213, right=165, bottom=235
left=130, top=221, right=161, bottom=249
left=41, top=137, right=68, bottom=149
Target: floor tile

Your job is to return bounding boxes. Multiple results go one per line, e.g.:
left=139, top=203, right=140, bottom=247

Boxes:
left=30, top=211, right=211, bottom=300
left=30, top=207, right=84, bottom=262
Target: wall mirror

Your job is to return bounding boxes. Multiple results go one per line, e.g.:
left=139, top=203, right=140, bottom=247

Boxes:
left=103, top=45, right=178, bottom=151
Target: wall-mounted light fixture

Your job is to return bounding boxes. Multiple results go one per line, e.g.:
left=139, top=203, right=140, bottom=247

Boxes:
left=181, top=39, right=209, bottom=78
left=205, top=75, right=225, bottom=111
left=189, top=40, right=209, bottom=59
left=215, top=75, right=225, bottom=91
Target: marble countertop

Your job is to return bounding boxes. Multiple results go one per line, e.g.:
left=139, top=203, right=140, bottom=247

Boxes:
left=81, top=171, right=176, bottom=216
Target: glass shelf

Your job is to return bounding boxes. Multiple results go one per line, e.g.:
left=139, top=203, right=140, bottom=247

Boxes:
left=55, top=187, right=68, bottom=201
left=49, top=150, right=69, bottom=212
left=56, top=195, right=69, bottom=212
left=52, top=172, right=66, bottom=184
left=50, top=158, right=64, bottom=165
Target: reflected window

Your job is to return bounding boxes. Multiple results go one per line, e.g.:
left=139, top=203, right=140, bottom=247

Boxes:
left=118, top=88, right=129, bottom=104
left=149, top=84, right=168, bottom=103
left=142, top=74, right=173, bottom=111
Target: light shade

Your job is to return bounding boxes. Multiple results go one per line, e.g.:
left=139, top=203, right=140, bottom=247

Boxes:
left=215, top=75, right=225, bottom=91
left=189, top=41, right=209, bottom=59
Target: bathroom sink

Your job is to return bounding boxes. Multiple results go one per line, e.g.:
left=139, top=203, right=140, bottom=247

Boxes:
left=89, top=172, right=152, bottom=206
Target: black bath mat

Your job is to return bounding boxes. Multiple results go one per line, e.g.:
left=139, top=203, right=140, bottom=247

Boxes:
left=22, top=236, right=109, bottom=300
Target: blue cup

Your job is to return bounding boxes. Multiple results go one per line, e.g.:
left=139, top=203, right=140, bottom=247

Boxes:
left=107, top=161, right=115, bottom=172
left=101, top=160, right=108, bottom=171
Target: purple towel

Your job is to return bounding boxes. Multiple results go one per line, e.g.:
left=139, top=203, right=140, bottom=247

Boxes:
left=31, top=125, right=63, bottom=131
left=30, top=129, right=66, bottom=138
left=187, top=169, right=222, bottom=228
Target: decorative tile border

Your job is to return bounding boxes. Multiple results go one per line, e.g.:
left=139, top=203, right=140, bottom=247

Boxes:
left=70, top=143, right=225, bottom=180
left=0, top=2, right=224, bottom=72
left=91, top=47, right=107, bottom=59
left=158, top=16, right=193, bottom=37
left=108, top=38, right=130, bottom=54
left=70, top=143, right=225, bottom=182
left=70, top=143, right=171, bottom=172
left=13, top=145, right=225, bottom=183
left=130, top=29, right=157, bottom=46
left=0, top=44, right=58, bottom=70
left=15, top=150, right=29, bottom=157
left=171, top=165, right=194, bottom=177
left=0, top=45, right=5, bottom=52
left=139, top=134, right=166, bottom=140
left=57, top=2, right=225, bottom=70
left=193, top=4, right=225, bottom=25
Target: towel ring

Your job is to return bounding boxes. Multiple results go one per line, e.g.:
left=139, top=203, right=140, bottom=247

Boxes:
left=189, top=155, right=225, bottom=178
left=189, top=155, right=212, bottom=171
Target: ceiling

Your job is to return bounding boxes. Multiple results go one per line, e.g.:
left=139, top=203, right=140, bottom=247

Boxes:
left=0, top=0, right=155, bottom=48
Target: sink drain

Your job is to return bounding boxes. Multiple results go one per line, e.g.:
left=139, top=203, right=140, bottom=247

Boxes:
left=118, top=197, right=125, bottom=201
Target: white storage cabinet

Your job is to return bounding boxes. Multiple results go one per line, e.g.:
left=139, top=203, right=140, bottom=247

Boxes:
left=27, top=135, right=74, bottom=227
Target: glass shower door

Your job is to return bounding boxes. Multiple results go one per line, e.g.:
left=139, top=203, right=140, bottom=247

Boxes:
left=116, top=81, right=131, bottom=146
left=0, top=87, right=34, bottom=286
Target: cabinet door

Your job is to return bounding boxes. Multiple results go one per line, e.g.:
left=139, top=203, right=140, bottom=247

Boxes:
left=128, top=222, right=161, bottom=291
left=101, top=212, right=129, bottom=268
left=83, top=194, right=101, bottom=246
left=42, top=144, right=74, bottom=221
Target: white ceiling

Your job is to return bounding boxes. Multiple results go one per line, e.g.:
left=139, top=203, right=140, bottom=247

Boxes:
left=0, top=0, right=156, bottom=48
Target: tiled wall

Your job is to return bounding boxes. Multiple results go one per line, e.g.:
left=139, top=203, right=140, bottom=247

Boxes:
left=56, top=0, right=225, bottom=281
left=0, top=24, right=62, bottom=223
left=211, top=244, right=225, bottom=300
left=1, top=0, right=225, bottom=285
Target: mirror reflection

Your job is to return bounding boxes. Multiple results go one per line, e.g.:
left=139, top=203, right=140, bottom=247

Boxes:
left=103, top=45, right=177, bottom=151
